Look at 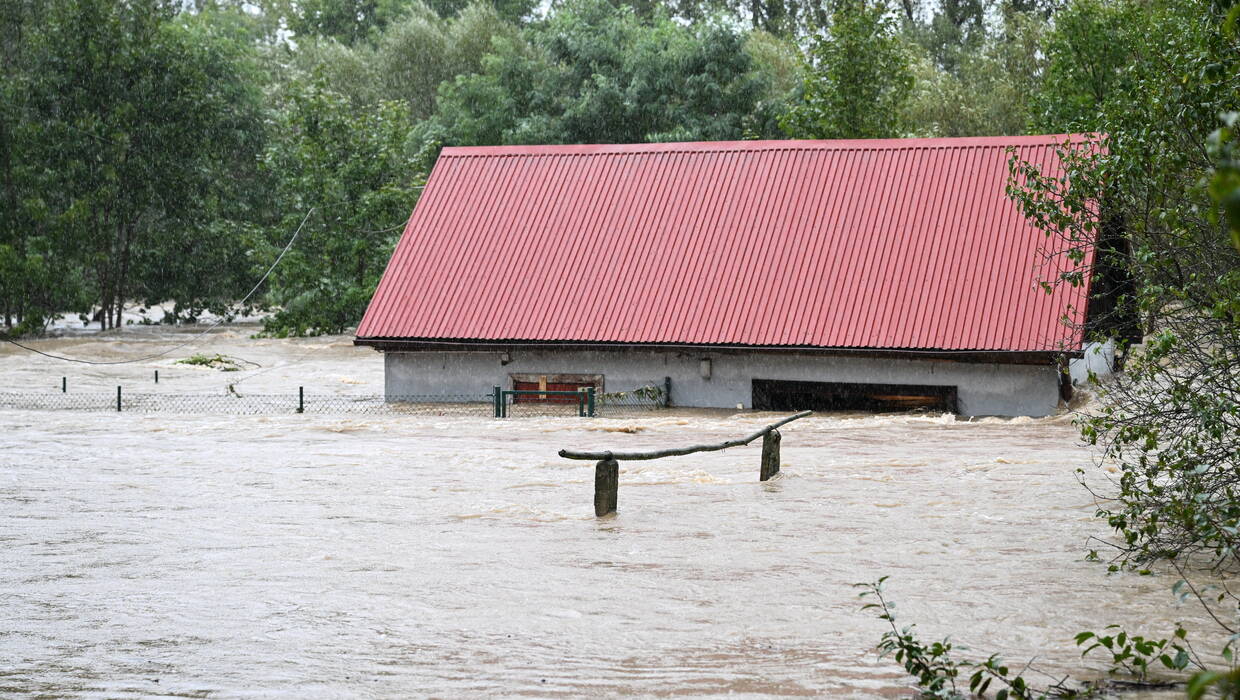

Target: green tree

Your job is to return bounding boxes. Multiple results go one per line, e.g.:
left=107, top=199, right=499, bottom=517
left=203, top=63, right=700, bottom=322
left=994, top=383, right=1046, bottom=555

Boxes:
left=0, top=0, right=84, bottom=334
left=130, top=10, right=273, bottom=323
left=780, top=0, right=914, bottom=140
left=274, top=0, right=530, bottom=41
left=1011, top=0, right=1240, bottom=600
left=423, top=0, right=535, bottom=23
left=23, top=0, right=266, bottom=330
left=1029, top=0, right=1134, bottom=132
left=739, top=0, right=827, bottom=36
left=896, top=0, right=987, bottom=74
left=901, top=9, right=1047, bottom=137
left=260, top=80, right=424, bottom=336
left=182, top=0, right=286, bottom=44
left=375, top=2, right=520, bottom=119
left=594, top=0, right=826, bottom=37
left=742, top=29, right=805, bottom=135
left=281, top=37, right=384, bottom=111
left=424, top=0, right=778, bottom=146
left=274, top=2, right=518, bottom=123
left=278, top=0, right=405, bottom=43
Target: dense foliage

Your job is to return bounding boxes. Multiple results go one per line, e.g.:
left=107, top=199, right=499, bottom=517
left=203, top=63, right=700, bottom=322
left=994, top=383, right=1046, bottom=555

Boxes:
left=999, top=0, right=1240, bottom=693
left=259, top=81, right=426, bottom=336
left=781, top=0, right=913, bottom=139
left=2, top=0, right=267, bottom=332
left=1012, top=0, right=1240, bottom=576
left=424, top=0, right=778, bottom=145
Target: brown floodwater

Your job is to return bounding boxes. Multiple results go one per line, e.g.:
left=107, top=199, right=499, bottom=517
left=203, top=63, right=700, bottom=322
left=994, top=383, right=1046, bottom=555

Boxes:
left=0, top=325, right=1223, bottom=697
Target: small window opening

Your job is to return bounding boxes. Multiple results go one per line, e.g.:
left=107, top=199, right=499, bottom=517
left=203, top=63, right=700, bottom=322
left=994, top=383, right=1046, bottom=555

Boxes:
left=752, top=379, right=957, bottom=413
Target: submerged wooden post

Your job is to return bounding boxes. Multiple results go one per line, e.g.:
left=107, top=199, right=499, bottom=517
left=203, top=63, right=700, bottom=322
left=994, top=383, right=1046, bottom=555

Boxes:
left=594, top=458, right=618, bottom=516
left=759, top=429, right=781, bottom=481
left=561, top=411, right=810, bottom=516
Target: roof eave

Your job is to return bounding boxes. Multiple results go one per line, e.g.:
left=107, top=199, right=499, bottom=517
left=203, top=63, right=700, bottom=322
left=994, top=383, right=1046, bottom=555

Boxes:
left=353, top=337, right=1082, bottom=363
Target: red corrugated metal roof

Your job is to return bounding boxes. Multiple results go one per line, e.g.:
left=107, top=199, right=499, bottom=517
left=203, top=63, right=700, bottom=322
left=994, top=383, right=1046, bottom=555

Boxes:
left=357, top=135, right=1095, bottom=352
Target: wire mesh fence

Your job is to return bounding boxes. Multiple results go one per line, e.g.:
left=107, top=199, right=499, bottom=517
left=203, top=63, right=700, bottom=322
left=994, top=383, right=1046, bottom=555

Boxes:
left=0, top=391, right=494, bottom=416
left=0, top=388, right=666, bottom=417
left=594, top=387, right=668, bottom=416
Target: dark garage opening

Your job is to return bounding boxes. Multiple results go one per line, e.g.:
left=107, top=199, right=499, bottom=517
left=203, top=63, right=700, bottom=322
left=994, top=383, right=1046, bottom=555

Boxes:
left=752, top=379, right=958, bottom=413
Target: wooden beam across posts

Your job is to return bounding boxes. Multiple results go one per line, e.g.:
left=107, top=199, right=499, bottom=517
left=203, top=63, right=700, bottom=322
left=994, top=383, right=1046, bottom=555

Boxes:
left=562, top=411, right=811, bottom=517
left=760, top=429, right=781, bottom=481
left=558, top=410, right=811, bottom=462
left=594, top=458, right=619, bottom=516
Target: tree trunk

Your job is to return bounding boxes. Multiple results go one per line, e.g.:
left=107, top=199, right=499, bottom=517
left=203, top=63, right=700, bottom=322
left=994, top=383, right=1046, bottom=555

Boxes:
left=112, top=220, right=131, bottom=332
left=114, top=218, right=136, bottom=332
left=96, top=263, right=110, bottom=330
left=95, top=206, right=110, bottom=330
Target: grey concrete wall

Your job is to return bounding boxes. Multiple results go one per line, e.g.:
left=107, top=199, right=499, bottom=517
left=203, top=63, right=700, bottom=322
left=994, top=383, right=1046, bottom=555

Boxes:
left=383, top=348, right=1061, bottom=417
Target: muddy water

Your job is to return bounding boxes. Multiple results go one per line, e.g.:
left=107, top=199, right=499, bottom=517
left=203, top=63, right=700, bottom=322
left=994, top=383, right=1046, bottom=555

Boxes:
left=0, top=326, right=1221, bottom=697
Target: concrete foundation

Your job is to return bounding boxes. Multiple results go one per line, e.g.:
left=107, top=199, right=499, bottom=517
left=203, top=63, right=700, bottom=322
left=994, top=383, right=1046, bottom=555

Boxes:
left=382, top=348, right=1062, bottom=417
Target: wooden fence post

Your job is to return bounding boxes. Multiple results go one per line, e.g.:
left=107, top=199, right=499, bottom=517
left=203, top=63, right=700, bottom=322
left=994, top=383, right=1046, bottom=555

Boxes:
left=594, top=457, right=618, bottom=516
left=760, top=429, right=781, bottom=481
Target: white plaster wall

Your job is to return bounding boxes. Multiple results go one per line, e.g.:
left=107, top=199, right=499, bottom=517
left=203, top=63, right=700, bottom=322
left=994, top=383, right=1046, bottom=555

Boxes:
left=382, top=348, right=1061, bottom=417
left=1069, top=340, right=1115, bottom=385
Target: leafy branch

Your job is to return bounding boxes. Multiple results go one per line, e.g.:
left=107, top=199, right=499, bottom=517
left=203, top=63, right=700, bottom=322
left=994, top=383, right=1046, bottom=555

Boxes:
left=857, top=577, right=1090, bottom=699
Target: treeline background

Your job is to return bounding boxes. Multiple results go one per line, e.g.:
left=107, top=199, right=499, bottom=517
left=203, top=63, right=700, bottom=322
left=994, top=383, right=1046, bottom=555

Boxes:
left=0, top=0, right=1213, bottom=336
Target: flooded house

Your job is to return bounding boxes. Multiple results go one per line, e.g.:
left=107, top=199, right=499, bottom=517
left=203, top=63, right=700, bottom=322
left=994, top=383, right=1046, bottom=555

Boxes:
left=355, top=135, right=1101, bottom=417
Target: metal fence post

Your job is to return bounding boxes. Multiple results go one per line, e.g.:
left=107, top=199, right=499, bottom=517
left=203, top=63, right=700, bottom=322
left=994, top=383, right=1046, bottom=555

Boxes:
left=154, top=370, right=159, bottom=384
left=493, top=386, right=501, bottom=418
left=116, top=386, right=122, bottom=412
left=587, top=387, right=595, bottom=417
left=62, top=377, right=66, bottom=393
left=297, top=386, right=304, bottom=414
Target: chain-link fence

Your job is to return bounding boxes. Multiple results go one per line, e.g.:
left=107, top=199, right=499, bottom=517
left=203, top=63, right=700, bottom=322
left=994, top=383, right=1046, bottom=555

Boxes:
left=0, top=391, right=495, bottom=416
left=0, top=388, right=666, bottom=417
left=593, top=386, right=668, bottom=417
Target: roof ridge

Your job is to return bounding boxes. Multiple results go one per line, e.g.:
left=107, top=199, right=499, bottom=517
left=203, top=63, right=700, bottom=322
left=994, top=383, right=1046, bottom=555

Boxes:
left=440, top=134, right=1095, bottom=158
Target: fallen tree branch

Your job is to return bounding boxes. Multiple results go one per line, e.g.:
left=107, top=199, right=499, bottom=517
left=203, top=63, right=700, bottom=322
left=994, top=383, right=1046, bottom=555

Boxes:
left=558, top=410, right=812, bottom=461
